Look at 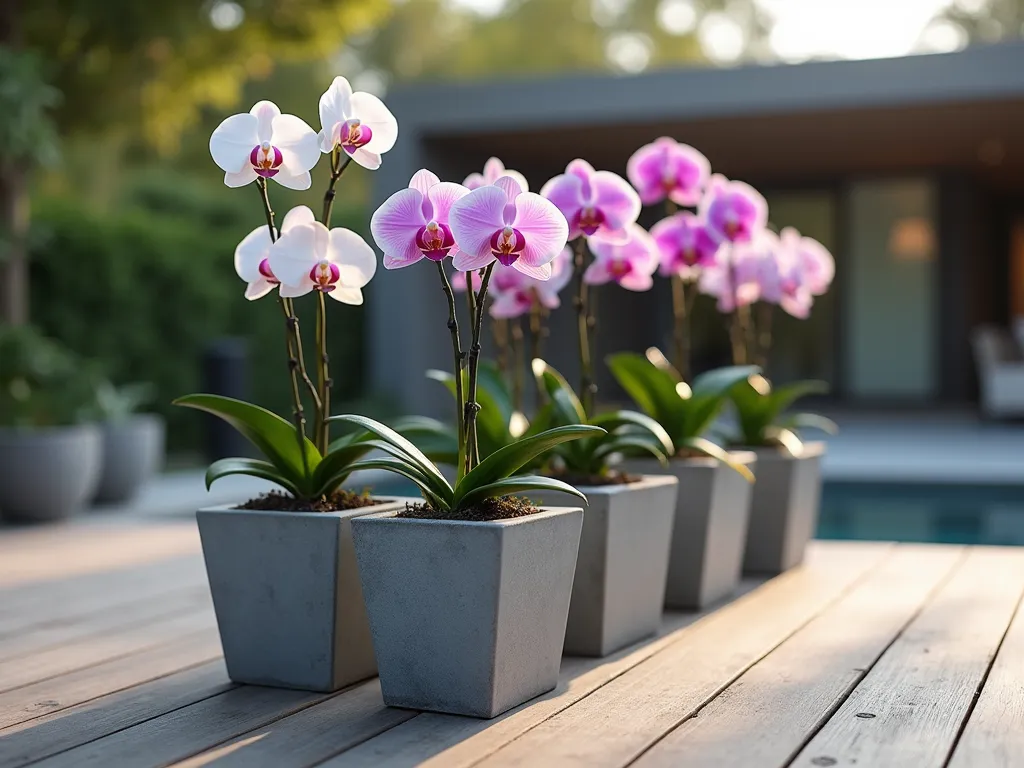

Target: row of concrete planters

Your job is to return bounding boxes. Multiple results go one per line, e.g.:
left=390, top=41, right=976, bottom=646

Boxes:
left=197, top=498, right=411, bottom=692
left=0, top=425, right=103, bottom=523
left=351, top=506, right=583, bottom=718
left=530, top=475, right=678, bottom=656
left=622, top=454, right=756, bottom=609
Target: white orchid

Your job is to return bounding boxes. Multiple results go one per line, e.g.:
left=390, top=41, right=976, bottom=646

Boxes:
left=234, top=206, right=317, bottom=300
left=318, top=77, right=398, bottom=170
left=210, top=101, right=321, bottom=190
left=268, top=213, right=377, bottom=305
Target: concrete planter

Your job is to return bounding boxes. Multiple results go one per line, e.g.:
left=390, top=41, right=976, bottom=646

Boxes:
left=351, top=506, right=583, bottom=718
left=622, top=454, right=755, bottom=609
left=743, top=441, right=826, bottom=575
left=93, top=414, right=166, bottom=505
left=531, top=475, right=678, bottom=657
left=0, top=425, right=102, bottom=523
left=197, top=498, right=411, bottom=692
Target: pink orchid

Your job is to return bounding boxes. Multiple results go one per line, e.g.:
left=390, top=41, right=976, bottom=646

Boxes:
left=234, top=206, right=316, bottom=300
left=370, top=169, right=470, bottom=269
left=318, top=77, right=398, bottom=170
left=698, top=243, right=763, bottom=313
left=650, top=211, right=721, bottom=281
left=583, top=224, right=659, bottom=292
left=450, top=269, right=482, bottom=293
left=781, top=226, right=834, bottom=296
left=450, top=263, right=519, bottom=294
left=490, top=247, right=574, bottom=319
left=540, top=159, right=641, bottom=243
left=464, top=157, right=529, bottom=193
left=627, top=138, right=711, bottom=207
left=699, top=174, right=768, bottom=245
left=209, top=101, right=320, bottom=190
left=449, top=177, right=568, bottom=279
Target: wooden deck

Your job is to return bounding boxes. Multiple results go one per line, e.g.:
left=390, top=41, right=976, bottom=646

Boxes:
left=1, top=517, right=1023, bottom=768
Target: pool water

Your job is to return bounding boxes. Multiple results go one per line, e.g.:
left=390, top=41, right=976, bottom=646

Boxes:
left=818, top=482, right=1024, bottom=546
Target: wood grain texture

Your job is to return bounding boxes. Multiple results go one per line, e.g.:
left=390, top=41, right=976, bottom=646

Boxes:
left=634, top=545, right=964, bottom=768
left=171, top=680, right=415, bottom=768
left=0, top=628, right=222, bottom=729
left=790, top=546, right=1024, bottom=768
left=30, top=685, right=328, bottom=768
left=336, top=542, right=890, bottom=768
left=0, top=661, right=233, bottom=768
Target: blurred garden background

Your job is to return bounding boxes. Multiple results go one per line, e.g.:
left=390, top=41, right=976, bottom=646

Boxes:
left=3, top=0, right=1023, bottom=462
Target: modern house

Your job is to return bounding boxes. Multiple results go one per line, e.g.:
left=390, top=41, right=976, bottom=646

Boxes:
left=370, top=41, right=1024, bottom=417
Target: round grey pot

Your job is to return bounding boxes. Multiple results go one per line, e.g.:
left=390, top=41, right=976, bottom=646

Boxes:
left=93, top=415, right=166, bottom=505
left=0, top=424, right=103, bottom=523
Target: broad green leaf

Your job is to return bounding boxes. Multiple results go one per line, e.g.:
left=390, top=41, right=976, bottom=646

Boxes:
left=454, top=425, right=605, bottom=506
left=605, top=353, right=686, bottom=439
left=778, top=412, right=839, bottom=435
left=680, top=437, right=755, bottom=482
left=175, top=394, right=319, bottom=491
left=533, top=360, right=586, bottom=422
left=478, top=360, right=514, bottom=428
left=456, top=475, right=589, bottom=510
left=589, top=410, right=675, bottom=456
left=427, top=368, right=508, bottom=460
left=391, top=415, right=460, bottom=465
left=345, top=457, right=451, bottom=511
left=591, top=435, right=668, bottom=468
left=691, top=365, right=760, bottom=398
left=768, top=380, right=830, bottom=416
left=205, top=457, right=301, bottom=498
left=764, top=427, right=805, bottom=456
left=311, top=441, right=376, bottom=495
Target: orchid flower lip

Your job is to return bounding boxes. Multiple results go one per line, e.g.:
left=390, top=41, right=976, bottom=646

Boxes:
left=258, top=258, right=279, bottom=284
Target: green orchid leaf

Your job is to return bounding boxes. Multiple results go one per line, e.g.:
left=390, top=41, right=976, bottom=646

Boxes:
left=778, top=412, right=839, bottom=435
left=533, top=359, right=586, bottom=422
left=391, top=415, right=460, bottom=465
left=344, top=457, right=451, bottom=511
left=427, top=368, right=509, bottom=459
left=174, top=394, right=319, bottom=491
left=453, top=424, right=605, bottom=507
left=456, top=475, right=589, bottom=510
left=690, top=365, right=761, bottom=398
left=680, top=437, right=755, bottom=482
left=204, top=457, right=301, bottom=497
left=591, top=435, right=668, bottom=468
left=310, top=441, right=376, bottom=494
left=768, top=380, right=829, bottom=416
left=605, top=352, right=686, bottom=439
left=589, top=410, right=675, bottom=456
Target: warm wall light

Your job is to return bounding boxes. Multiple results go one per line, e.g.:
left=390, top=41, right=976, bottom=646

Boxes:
left=888, top=216, right=936, bottom=262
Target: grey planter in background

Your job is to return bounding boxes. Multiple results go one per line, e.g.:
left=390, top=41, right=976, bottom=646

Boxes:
left=0, top=425, right=102, bottom=523
left=531, top=475, right=678, bottom=657
left=622, top=454, right=755, bottom=609
left=352, top=506, right=583, bottom=718
left=197, top=498, right=411, bottom=692
left=743, top=441, right=826, bottom=575
left=93, top=414, right=166, bottom=505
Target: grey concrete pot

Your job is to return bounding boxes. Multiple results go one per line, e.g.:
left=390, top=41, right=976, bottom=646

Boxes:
left=743, top=441, right=826, bottom=575
left=621, top=454, right=756, bottom=609
left=0, top=425, right=102, bottom=523
left=197, top=498, right=411, bottom=692
left=351, top=506, right=583, bottom=718
left=531, top=475, right=678, bottom=657
left=93, top=414, right=166, bottom=505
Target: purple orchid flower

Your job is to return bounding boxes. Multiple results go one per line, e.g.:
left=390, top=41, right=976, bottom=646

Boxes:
left=370, top=169, right=470, bottom=269
left=540, top=159, right=641, bottom=243
left=449, top=177, right=568, bottom=279
left=627, top=137, right=711, bottom=207
left=700, top=174, right=768, bottom=245
left=489, top=246, right=574, bottom=319
left=698, top=241, right=764, bottom=313
left=583, top=224, right=659, bottom=292
left=781, top=226, right=835, bottom=296
left=650, top=211, right=722, bottom=281
left=464, top=157, right=529, bottom=193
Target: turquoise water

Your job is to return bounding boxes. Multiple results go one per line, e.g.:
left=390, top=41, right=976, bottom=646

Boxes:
left=818, top=482, right=1024, bottom=546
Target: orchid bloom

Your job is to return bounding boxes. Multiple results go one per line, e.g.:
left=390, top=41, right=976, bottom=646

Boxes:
left=698, top=244, right=763, bottom=313
left=627, top=138, right=711, bottom=207
left=234, top=206, right=317, bottom=300
left=371, top=170, right=470, bottom=269
left=449, top=177, right=569, bottom=279
left=450, top=269, right=482, bottom=293
left=583, top=224, right=659, bottom=292
left=490, top=247, right=574, bottom=319
left=650, top=211, right=721, bottom=281
left=700, top=174, right=768, bottom=245
left=209, top=101, right=320, bottom=190
left=781, top=227, right=835, bottom=296
left=267, top=210, right=377, bottom=305
left=464, top=157, right=529, bottom=192
left=318, top=77, right=398, bottom=170
left=540, top=159, right=641, bottom=243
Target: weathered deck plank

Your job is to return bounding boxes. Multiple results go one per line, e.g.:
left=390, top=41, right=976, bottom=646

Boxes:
left=633, top=545, right=964, bottom=768
left=789, top=547, right=1024, bottom=768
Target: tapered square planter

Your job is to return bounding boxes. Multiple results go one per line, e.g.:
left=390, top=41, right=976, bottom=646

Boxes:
left=622, top=454, right=755, bottom=609
left=743, top=441, right=826, bottom=575
left=351, top=506, right=583, bottom=719
left=197, top=498, right=411, bottom=692
left=531, top=475, right=678, bottom=657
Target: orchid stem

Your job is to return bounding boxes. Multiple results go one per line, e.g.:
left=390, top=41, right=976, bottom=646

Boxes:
left=573, top=237, right=596, bottom=417
left=492, top=318, right=509, bottom=379
left=465, top=263, right=495, bottom=474
left=436, top=262, right=466, bottom=482
left=755, top=301, right=774, bottom=371
left=528, top=298, right=547, bottom=406
left=510, top=318, right=524, bottom=414
left=255, top=178, right=313, bottom=481
left=321, top=150, right=351, bottom=227
left=315, top=291, right=331, bottom=453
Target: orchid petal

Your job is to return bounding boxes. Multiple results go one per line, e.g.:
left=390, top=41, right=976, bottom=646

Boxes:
left=250, top=101, right=281, bottom=144
left=451, top=249, right=496, bottom=272
left=281, top=205, right=316, bottom=233
left=490, top=291, right=530, bottom=318
left=210, top=113, right=258, bottom=173
left=409, top=169, right=441, bottom=198
left=272, top=170, right=312, bottom=191
left=349, top=91, right=398, bottom=155
left=244, top=278, right=276, bottom=301
left=224, top=167, right=258, bottom=188
left=539, top=173, right=584, bottom=240
left=268, top=222, right=327, bottom=286
left=328, top=229, right=377, bottom=288
left=511, top=192, right=569, bottom=268
left=591, top=171, right=641, bottom=231
left=330, top=286, right=364, bottom=305
left=619, top=271, right=654, bottom=291
left=449, top=185, right=508, bottom=260
left=349, top=147, right=382, bottom=170
left=319, top=77, right=353, bottom=136
left=383, top=251, right=424, bottom=269
left=279, top=281, right=313, bottom=298
left=427, top=182, right=470, bottom=223
left=234, top=226, right=274, bottom=282
left=370, top=188, right=427, bottom=269
left=463, top=172, right=486, bottom=190
left=511, top=260, right=552, bottom=280
left=272, top=114, right=320, bottom=174
left=583, top=259, right=612, bottom=285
